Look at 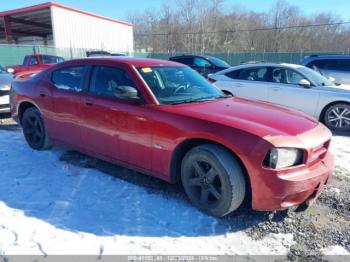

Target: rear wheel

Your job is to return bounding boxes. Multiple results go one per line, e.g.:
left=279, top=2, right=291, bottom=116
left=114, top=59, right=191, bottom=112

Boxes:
left=22, top=107, right=52, bottom=150
left=324, top=103, right=350, bottom=131
left=181, top=144, right=246, bottom=217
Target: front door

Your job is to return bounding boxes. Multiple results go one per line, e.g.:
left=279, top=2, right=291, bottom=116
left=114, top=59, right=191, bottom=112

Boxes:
left=267, top=67, right=320, bottom=117
left=80, top=65, right=153, bottom=171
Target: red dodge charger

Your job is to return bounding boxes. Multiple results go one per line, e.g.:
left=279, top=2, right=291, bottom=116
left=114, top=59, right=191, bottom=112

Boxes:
left=10, top=57, right=334, bottom=217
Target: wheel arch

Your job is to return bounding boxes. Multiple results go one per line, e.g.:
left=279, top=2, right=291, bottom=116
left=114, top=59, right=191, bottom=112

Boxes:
left=169, top=138, right=251, bottom=200
left=18, top=101, right=39, bottom=124
left=319, top=100, right=350, bottom=123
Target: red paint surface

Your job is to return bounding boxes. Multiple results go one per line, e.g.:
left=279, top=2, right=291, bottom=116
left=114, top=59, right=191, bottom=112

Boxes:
left=11, top=57, right=334, bottom=211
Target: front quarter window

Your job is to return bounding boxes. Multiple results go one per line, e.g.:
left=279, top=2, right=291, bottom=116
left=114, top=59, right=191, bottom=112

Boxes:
left=137, top=66, right=224, bottom=104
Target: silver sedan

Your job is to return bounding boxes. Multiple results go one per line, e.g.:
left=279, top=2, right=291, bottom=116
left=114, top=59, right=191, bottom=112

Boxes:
left=0, top=66, right=13, bottom=114
left=209, top=63, right=350, bottom=131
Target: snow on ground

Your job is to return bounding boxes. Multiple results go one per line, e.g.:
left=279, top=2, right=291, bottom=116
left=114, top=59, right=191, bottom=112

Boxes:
left=0, top=130, right=295, bottom=256
left=330, top=133, right=350, bottom=179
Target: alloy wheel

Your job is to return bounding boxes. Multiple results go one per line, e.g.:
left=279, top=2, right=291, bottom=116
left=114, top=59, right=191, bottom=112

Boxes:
left=326, top=105, right=350, bottom=130
left=23, top=114, right=44, bottom=148
left=184, top=159, right=222, bottom=207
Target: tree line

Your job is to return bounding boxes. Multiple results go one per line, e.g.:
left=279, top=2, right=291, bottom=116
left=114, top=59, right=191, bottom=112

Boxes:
left=128, top=0, right=350, bottom=53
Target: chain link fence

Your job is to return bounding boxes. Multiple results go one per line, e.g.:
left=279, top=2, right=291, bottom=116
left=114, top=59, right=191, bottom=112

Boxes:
left=0, top=44, right=348, bottom=67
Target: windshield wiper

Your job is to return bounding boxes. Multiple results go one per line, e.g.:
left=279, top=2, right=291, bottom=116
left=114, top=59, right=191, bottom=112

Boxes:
left=168, top=96, right=225, bottom=105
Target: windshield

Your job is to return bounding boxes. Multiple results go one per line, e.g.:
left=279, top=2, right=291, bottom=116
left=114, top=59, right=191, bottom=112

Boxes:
left=0, top=66, right=6, bottom=73
left=39, top=55, right=65, bottom=64
left=137, top=66, right=225, bottom=104
left=298, top=66, right=333, bottom=86
left=207, top=57, right=230, bottom=68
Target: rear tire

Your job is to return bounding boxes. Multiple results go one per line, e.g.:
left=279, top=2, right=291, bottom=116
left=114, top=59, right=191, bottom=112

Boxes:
left=181, top=144, right=246, bottom=217
left=22, top=107, right=52, bottom=150
left=323, top=103, right=350, bottom=131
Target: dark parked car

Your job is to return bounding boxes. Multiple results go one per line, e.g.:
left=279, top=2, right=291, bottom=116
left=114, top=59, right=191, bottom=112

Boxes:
left=11, top=57, right=333, bottom=217
left=86, top=50, right=126, bottom=57
left=300, top=55, right=350, bottom=85
left=169, top=55, right=230, bottom=77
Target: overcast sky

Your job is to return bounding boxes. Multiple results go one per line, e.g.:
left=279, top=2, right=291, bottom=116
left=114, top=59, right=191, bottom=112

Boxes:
left=1, top=0, right=349, bottom=22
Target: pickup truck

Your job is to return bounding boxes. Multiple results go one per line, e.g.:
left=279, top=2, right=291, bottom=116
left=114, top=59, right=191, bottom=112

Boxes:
left=7, top=54, right=64, bottom=75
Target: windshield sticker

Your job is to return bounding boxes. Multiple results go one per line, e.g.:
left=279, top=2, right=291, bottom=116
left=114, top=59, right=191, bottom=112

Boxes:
left=141, top=67, right=153, bottom=73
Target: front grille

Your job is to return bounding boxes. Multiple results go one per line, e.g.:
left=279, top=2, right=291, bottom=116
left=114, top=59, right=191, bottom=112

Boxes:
left=0, top=104, right=10, bottom=109
left=0, top=90, right=9, bottom=96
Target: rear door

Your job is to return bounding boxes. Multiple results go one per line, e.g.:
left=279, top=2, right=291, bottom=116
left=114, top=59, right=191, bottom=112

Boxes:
left=267, top=67, right=319, bottom=117
left=220, top=67, right=270, bottom=101
left=80, top=64, right=153, bottom=171
left=48, top=65, right=86, bottom=147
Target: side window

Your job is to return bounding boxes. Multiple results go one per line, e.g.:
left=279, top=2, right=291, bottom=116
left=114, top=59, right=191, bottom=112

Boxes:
left=272, top=68, right=303, bottom=85
left=307, top=60, right=327, bottom=70
left=173, top=57, right=194, bottom=66
left=193, top=57, right=211, bottom=68
left=29, top=56, right=38, bottom=65
left=89, top=66, right=137, bottom=99
left=238, top=67, right=268, bottom=82
left=226, top=70, right=241, bottom=79
left=331, top=59, right=350, bottom=71
left=51, top=66, right=85, bottom=92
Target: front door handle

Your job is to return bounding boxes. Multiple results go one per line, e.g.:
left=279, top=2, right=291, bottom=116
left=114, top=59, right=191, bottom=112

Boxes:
left=271, top=86, right=280, bottom=91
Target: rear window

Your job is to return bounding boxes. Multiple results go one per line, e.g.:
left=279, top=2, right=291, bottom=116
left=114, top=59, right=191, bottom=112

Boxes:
left=40, top=55, right=64, bottom=64
left=227, top=67, right=268, bottom=81
left=51, top=66, right=86, bottom=92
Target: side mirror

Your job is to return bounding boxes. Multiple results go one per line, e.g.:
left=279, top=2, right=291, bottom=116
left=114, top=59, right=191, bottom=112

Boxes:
left=298, top=79, right=311, bottom=89
left=7, top=68, right=14, bottom=74
left=114, top=85, right=140, bottom=100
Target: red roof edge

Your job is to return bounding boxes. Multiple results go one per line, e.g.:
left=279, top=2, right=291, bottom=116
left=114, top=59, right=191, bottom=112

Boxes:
left=0, top=2, right=133, bottom=27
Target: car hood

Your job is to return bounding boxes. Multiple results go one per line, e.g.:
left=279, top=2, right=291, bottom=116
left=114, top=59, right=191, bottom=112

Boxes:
left=0, top=74, right=13, bottom=90
left=161, top=97, right=319, bottom=137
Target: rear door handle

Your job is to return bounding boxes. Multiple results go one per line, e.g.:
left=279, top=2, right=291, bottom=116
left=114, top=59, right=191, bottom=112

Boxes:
left=39, top=93, right=46, bottom=97
left=271, top=86, right=280, bottom=91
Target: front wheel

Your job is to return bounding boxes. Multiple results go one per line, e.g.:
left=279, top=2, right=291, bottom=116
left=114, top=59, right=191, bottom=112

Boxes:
left=323, top=103, right=350, bottom=131
left=181, top=144, right=246, bottom=217
left=22, top=107, right=52, bottom=150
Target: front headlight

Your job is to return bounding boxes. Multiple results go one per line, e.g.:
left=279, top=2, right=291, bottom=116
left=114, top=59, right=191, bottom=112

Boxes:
left=264, top=148, right=304, bottom=169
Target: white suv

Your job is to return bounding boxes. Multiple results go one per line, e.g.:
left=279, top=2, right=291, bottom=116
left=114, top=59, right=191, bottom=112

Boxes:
left=209, top=63, right=350, bottom=131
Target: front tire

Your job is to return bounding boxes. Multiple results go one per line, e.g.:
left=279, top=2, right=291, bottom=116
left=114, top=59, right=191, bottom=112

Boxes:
left=181, top=144, right=246, bottom=217
left=324, top=103, right=350, bottom=131
left=22, top=107, right=52, bottom=150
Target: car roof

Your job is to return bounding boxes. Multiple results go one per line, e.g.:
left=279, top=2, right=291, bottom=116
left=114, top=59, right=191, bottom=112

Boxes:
left=170, top=54, right=215, bottom=60
left=308, top=54, right=350, bottom=59
left=300, top=54, right=350, bottom=64
left=58, top=57, right=185, bottom=67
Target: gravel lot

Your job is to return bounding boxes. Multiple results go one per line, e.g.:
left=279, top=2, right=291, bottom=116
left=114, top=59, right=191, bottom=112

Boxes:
left=0, top=114, right=349, bottom=259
